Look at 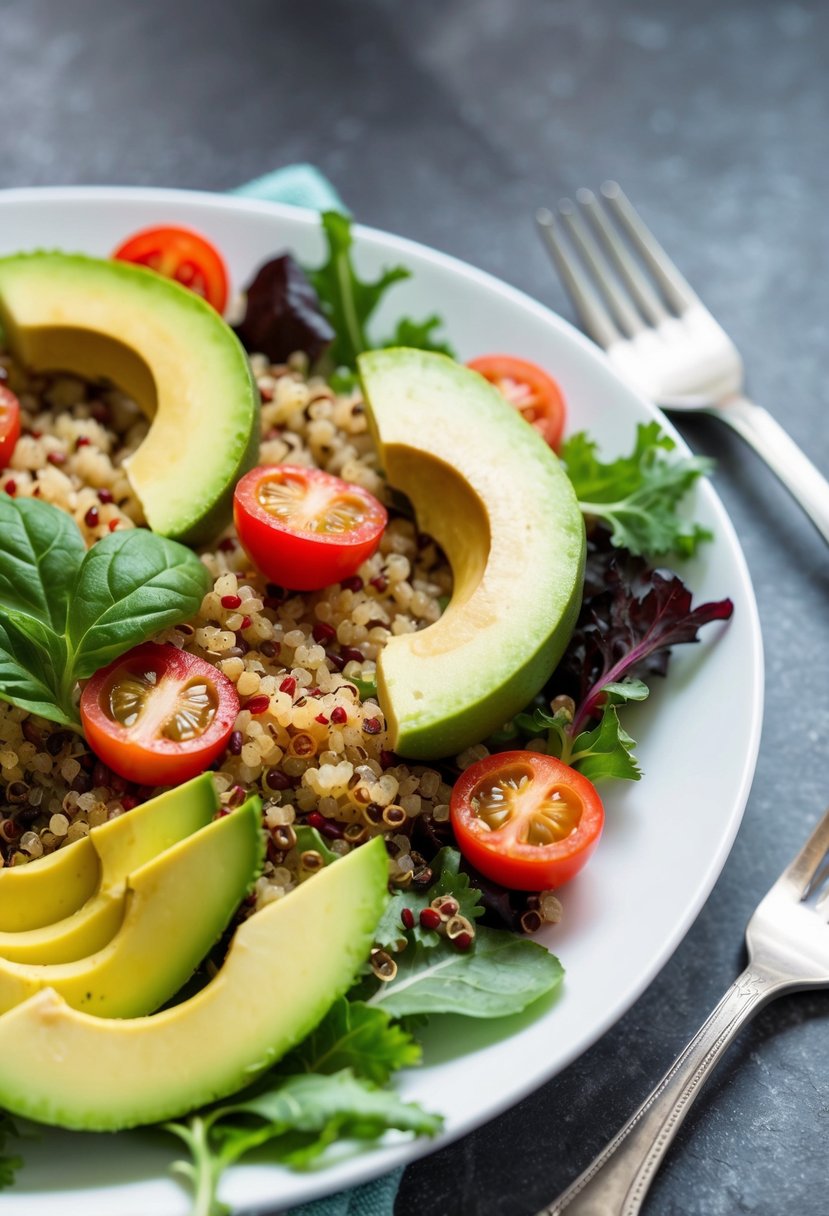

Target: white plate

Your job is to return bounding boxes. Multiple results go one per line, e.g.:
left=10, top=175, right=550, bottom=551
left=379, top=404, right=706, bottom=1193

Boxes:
left=0, top=187, right=763, bottom=1215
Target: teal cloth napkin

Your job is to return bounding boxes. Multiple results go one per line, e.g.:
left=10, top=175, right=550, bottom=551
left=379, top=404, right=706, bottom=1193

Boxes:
left=229, top=166, right=401, bottom=1216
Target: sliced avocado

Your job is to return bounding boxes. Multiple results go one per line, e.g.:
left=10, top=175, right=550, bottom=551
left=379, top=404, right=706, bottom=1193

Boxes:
left=0, top=795, right=263, bottom=1018
left=0, top=835, right=387, bottom=1130
left=0, top=773, right=218, bottom=964
left=0, top=253, right=260, bottom=543
left=358, top=348, right=586, bottom=759
left=0, top=771, right=218, bottom=933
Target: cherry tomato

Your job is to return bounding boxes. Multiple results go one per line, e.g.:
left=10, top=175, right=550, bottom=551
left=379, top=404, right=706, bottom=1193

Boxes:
left=0, top=386, right=21, bottom=468
left=112, top=225, right=229, bottom=312
left=80, top=642, right=239, bottom=786
left=467, top=355, right=566, bottom=451
left=234, top=464, right=387, bottom=592
left=450, top=751, right=604, bottom=890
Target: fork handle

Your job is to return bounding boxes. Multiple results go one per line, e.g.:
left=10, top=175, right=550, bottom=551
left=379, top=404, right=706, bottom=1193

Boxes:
left=712, top=395, right=829, bottom=546
left=536, top=966, right=783, bottom=1216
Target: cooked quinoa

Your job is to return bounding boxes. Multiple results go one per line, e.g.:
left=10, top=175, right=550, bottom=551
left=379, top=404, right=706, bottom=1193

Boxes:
left=0, top=348, right=478, bottom=911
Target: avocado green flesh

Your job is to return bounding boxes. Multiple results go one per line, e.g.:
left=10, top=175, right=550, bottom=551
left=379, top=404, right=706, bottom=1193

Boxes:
left=0, top=796, right=263, bottom=1018
left=0, top=835, right=388, bottom=1130
left=358, top=349, right=586, bottom=759
left=0, top=253, right=260, bottom=543
left=0, top=773, right=219, bottom=964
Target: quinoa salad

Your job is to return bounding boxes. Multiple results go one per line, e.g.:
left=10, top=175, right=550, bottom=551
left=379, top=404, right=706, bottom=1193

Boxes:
left=0, top=351, right=493, bottom=920
left=0, top=208, right=736, bottom=1208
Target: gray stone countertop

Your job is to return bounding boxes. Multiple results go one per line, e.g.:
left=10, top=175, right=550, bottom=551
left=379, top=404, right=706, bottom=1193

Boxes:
left=1, top=0, right=828, bottom=1212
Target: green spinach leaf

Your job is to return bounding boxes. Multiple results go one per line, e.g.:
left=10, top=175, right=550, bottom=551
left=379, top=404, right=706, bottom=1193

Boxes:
left=365, top=925, right=563, bottom=1018
left=0, top=495, right=209, bottom=726
left=0, top=494, right=85, bottom=631
left=68, top=529, right=210, bottom=677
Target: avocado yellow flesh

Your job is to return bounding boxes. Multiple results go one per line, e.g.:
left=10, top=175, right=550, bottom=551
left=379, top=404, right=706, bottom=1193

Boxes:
left=0, top=840, right=99, bottom=933
left=0, top=835, right=387, bottom=1130
left=0, top=773, right=218, bottom=964
left=0, top=253, right=260, bottom=543
left=358, top=349, right=586, bottom=759
left=0, top=796, right=263, bottom=1018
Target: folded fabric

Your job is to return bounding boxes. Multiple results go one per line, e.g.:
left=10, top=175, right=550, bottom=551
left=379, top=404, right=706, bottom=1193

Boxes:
left=231, top=163, right=348, bottom=213
left=228, top=166, right=399, bottom=1216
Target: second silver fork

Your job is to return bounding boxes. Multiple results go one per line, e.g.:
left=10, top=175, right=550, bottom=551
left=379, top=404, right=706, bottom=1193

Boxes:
left=537, top=184, right=829, bottom=547
left=535, top=802, right=829, bottom=1216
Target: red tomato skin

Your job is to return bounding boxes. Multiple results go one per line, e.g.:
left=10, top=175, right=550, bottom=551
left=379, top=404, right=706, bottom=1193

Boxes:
left=0, top=387, right=22, bottom=468
left=466, top=355, right=567, bottom=451
left=112, top=225, right=229, bottom=313
left=233, top=465, right=387, bottom=592
left=450, top=751, right=604, bottom=891
left=80, top=643, right=239, bottom=786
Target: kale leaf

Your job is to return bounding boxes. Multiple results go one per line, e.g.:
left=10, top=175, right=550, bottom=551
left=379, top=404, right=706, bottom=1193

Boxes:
left=561, top=422, right=713, bottom=558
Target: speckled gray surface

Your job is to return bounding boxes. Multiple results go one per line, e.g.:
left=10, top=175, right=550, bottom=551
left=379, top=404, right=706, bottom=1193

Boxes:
left=1, top=1, right=828, bottom=1213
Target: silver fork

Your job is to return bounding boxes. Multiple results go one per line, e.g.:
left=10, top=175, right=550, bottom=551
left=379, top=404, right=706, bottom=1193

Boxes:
left=535, top=803, right=829, bottom=1216
left=536, top=182, right=829, bottom=546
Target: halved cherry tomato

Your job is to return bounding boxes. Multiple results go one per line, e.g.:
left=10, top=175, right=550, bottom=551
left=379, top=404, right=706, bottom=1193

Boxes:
left=80, top=642, right=239, bottom=786
left=466, top=355, right=566, bottom=451
left=450, top=751, right=604, bottom=890
left=112, top=225, right=229, bottom=312
left=0, top=386, right=21, bottom=468
left=234, top=464, right=387, bottom=592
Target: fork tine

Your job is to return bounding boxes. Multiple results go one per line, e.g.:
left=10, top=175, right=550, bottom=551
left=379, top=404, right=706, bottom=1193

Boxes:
left=774, top=804, right=829, bottom=901
left=577, top=188, right=670, bottom=326
left=600, top=181, right=700, bottom=315
left=557, top=199, right=645, bottom=338
left=535, top=207, right=621, bottom=350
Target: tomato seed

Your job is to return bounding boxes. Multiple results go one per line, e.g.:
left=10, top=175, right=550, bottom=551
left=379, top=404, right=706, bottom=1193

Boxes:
left=400, top=907, right=415, bottom=930
left=312, top=621, right=336, bottom=644
left=363, top=717, right=382, bottom=735
left=221, top=594, right=242, bottom=610
left=330, top=706, right=347, bottom=724
left=228, top=730, right=243, bottom=756
left=47, top=451, right=66, bottom=466
left=97, top=487, right=114, bottom=504
left=84, top=506, right=99, bottom=527
left=3, top=480, right=16, bottom=496
left=246, top=694, right=270, bottom=715
left=279, top=676, right=297, bottom=696
left=75, top=436, right=91, bottom=449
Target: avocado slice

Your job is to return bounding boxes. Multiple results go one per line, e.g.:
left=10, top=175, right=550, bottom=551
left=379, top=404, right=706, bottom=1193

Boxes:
left=0, top=834, right=387, bottom=1130
left=358, top=349, right=586, bottom=759
left=0, top=796, right=263, bottom=1018
left=0, top=253, right=260, bottom=543
left=0, top=773, right=219, bottom=964
left=0, top=771, right=218, bottom=932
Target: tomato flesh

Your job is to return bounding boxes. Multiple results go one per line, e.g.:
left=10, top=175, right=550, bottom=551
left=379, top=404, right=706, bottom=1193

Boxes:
left=467, top=355, right=566, bottom=451
left=80, top=642, right=239, bottom=786
left=234, top=464, right=387, bottom=591
left=112, top=225, right=229, bottom=313
left=0, top=386, right=21, bottom=468
left=450, top=751, right=604, bottom=890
